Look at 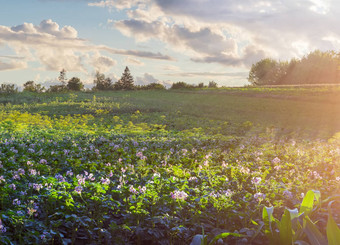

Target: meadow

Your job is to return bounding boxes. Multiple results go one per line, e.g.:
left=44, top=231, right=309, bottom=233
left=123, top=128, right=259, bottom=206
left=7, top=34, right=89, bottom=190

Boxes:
left=0, top=87, right=339, bottom=244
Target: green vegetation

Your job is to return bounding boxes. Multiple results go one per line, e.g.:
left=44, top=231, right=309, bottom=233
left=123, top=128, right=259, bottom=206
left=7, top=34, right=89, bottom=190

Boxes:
left=0, top=88, right=339, bottom=244
left=248, top=50, right=340, bottom=86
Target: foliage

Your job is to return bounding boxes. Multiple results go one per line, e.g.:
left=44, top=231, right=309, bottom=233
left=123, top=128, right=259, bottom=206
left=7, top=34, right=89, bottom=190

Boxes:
left=249, top=50, right=340, bottom=85
left=115, top=66, right=134, bottom=90
left=257, top=190, right=340, bottom=245
left=93, top=71, right=113, bottom=91
left=208, top=81, right=218, bottom=88
left=135, top=83, right=166, bottom=90
left=248, top=58, right=288, bottom=86
left=67, top=77, right=84, bottom=91
left=47, top=85, right=67, bottom=93
left=0, top=83, right=18, bottom=94
left=0, top=90, right=338, bottom=244
left=170, top=81, right=197, bottom=89
left=23, top=81, right=45, bottom=93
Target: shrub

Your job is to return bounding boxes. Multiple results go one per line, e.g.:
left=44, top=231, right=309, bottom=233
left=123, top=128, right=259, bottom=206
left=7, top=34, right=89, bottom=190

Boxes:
left=47, top=85, right=67, bottom=93
left=136, top=83, right=166, bottom=90
left=170, top=81, right=196, bottom=89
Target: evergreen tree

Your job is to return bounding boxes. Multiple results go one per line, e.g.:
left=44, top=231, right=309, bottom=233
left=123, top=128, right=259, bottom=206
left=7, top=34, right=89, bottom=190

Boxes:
left=120, top=66, right=134, bottom=90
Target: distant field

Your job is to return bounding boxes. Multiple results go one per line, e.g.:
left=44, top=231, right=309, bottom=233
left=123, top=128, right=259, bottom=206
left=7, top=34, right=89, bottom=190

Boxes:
left=1, top=87, right=339, bottom=138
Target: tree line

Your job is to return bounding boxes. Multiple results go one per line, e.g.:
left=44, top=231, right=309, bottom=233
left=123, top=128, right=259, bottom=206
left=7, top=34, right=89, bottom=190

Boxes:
left=248, top=50, right=340, bottom=86
left=0, top=66, right=219, bottom=94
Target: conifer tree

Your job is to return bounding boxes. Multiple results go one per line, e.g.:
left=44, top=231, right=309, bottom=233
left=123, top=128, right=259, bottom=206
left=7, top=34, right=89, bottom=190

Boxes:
left=120, top=66, right=134, bottom=90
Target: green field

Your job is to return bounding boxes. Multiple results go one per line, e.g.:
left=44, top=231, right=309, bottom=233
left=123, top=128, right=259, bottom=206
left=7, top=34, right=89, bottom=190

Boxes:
left=0, top=87, right=339, bottom=244
left=1, top=87, right=339, bottom=137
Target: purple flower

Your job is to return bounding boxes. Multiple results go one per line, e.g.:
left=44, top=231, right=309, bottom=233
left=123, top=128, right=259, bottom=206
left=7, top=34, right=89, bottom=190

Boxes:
left=39, top=159, right=47, bottom=164
left=129, top=185, right=138, bottom=194
left=74, top=185, right=83, bottom=194
left=0, top=176, right=6, bottom=184
left=33, top=183, right=43, bottom=191
left=0, top=219, right=6, bottom=233
left=251, top=177, right=262, bottom=185
left=17, top=168, right=25, bottom=175
left=254, top=192, right=266, bottom=201
left=66, top=170, right=73, bottom=177
left=55, top=174, right=66, bottom=183
left=138, top=186, right=146, bottom=193
left=29, top=169, right=37, bottom=176
left=76, top=174, right=86, bottom=185
left=101, top=177, right=110, bottom=185
left=9, top=183, right=16, bottom=190
left=170, top=190, right=188, bottom=200
left=13, top=198, right=21, bottom=205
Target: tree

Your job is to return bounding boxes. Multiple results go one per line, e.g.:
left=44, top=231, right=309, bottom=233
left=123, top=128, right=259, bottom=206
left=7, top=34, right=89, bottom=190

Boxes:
left=248, top=58, right=287, bottom=86
left=208, top=81, right=218, bottom=88
left=119, top=66, right=134, bottom=90
left=113, top=79, right=124, bottom=90
left=198, top=82, right=205, bottom=88
left=0, top=84, right=18, bottom=94
left=23, top=81, right=44, bottom=93
left=58, top=69, right=67, bottom=86
left=67, top=77, right=84, bottom=91
left=93, top=71, right=113, bottom=90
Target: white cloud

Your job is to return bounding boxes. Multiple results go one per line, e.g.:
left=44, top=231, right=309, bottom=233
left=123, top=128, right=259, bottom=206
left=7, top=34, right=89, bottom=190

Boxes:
left=135, top=73, right=159, bottom=85
left=91, top=0, right=340, bottom=67
left=91, top=54, right=117, bottom=72
left=0, top=19, right=173, bottom=75
left=88, top=0, right=145, bottom=10
left=124, top=56, right=144, bottom=66
left=0, top=59, right=27, bottom=71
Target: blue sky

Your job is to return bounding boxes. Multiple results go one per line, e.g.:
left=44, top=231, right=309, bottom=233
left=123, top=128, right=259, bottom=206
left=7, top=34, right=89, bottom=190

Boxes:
left=0, top=0, right=337, bottom=88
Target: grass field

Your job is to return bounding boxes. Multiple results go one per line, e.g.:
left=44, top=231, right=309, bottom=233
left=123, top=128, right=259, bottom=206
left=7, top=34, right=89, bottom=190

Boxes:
left=0, top=87, right=339, bottom=244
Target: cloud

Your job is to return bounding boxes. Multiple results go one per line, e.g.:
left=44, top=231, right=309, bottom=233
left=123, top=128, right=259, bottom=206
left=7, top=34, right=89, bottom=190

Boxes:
left=125, top=57, right=144, bottom=66
left=115, top=18, right=261, bottom=66
left=91, top=0, right=340, bottom=68
left=100, top=47, right=174, bottom=60
left=91, top=54, right=117, bottom=73
left=88, top=0, right=145, bottom=10
left=164, top=71, right=249, bottom=78
left=135, top=73, right=159, bottom=85
left=0, top=19, right=173, bottom=75
left=0, top=60, right=27, bottom=71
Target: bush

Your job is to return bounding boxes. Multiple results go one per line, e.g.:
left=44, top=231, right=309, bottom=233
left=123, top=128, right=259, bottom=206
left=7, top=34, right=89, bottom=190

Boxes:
left=170, top=81, right=196, bottom=89
left=136, top=83, right=166, bottom=90
left=47, top=85, right=67, bottom=93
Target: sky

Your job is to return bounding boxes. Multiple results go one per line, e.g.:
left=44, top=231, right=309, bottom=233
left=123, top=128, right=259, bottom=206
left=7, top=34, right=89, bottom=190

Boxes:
left=0, top=0, right=339, bottom=88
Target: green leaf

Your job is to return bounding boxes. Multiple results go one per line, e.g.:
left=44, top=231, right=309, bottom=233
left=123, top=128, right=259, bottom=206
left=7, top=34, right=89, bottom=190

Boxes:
left=287, top=208, right=299, bottom=220
left=300, top=191, right=316, bottom=216
left=262, top=206, right=279, bottom=244
left=303, top=217, right=327, bottom=245
left=278, top=209, right=292, bottom=245
left=208, top=232, right=243, bottom=245
left=326, top=201, right=340, bottom=245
